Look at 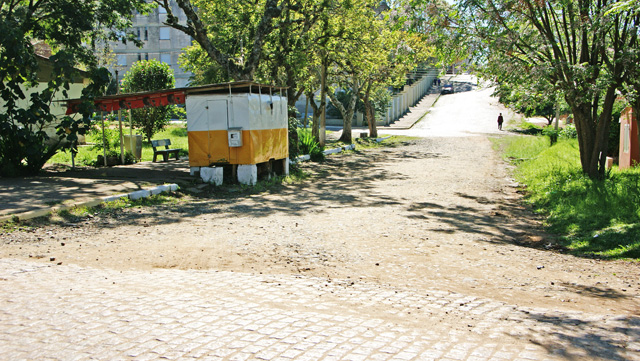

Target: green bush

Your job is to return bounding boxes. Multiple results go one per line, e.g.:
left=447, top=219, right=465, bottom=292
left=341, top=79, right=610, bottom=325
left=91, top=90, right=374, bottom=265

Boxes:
left=95, top=151, right=135, bottom=167
left=560, top=124, right=577, bottom=139
left=297, top=128, right=325, bottom=162
left=288, top=106, right=301, bottom=161
left=87, top=117, right=122, bottom=152
left=542, top=126, right=560, bottom=145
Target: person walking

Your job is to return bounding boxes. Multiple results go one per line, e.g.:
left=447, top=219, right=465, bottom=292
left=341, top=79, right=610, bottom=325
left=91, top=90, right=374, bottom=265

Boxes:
left=497, top=113, right=504, bottom=130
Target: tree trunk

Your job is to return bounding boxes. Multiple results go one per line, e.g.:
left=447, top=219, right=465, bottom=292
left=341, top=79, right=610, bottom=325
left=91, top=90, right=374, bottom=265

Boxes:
left=362, top=81, right=377, bottom=138
left=317, top=56, right=328, bottom=147
left=327, top=80, right=359, bottom=144
left=569, top=85, right=617, bottom=179
left=306, top=90, right=320, bottom=138
left=365, top=99, right=377, bottom=138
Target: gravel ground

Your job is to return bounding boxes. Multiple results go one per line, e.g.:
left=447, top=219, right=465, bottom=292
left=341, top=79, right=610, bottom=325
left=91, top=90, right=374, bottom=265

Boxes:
left=1, top=136, right=638, bottom=317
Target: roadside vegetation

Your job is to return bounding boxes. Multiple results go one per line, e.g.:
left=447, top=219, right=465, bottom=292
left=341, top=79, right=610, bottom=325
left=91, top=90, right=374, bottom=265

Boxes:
left=48, top=124, right=189, bottom=167
left=494, top=134, right=640, bottom=260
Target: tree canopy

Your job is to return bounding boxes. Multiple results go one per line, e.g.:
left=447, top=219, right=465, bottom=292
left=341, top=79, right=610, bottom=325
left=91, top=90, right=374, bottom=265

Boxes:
left=460, top=0, right=640, bottom=179
left=121, top=59, right=176, bottom=142
left=158, top=0, right=433, bottom=146
left=0, top=0, right=150, bottom=176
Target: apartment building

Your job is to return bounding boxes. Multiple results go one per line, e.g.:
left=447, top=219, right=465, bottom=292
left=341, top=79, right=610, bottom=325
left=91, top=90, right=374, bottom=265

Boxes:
left=111, top=1, right=192, bottom=87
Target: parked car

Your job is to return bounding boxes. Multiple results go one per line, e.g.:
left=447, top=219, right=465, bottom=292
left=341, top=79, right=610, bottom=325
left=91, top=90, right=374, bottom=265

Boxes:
left=441, top=83, right=454, bottom=94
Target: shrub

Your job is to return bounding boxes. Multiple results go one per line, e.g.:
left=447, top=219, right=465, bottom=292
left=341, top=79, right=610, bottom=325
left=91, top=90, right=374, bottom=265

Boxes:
left=88, top=117, right=122, bottom=152
left=288, top=106, right=301, bottom=161
left=542, top=126, right=560, bottom=145
left=297, top=128, right=325, bottom=161
left=560, top=124, right=577, bottom=139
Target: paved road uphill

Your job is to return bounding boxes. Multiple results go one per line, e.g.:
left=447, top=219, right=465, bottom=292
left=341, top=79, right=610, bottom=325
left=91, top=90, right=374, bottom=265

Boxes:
left=1, top=75, right=639, bottom=360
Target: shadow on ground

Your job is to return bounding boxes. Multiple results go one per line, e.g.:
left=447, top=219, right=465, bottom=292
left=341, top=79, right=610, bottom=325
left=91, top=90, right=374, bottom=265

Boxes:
left=521, top=312, right=639, bottom=361
left=0, top=160, right=194, bottom=215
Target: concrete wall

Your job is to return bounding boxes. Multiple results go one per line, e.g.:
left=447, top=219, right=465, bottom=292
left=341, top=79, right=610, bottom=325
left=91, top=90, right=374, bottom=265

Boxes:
left=294, top=67, right=439, bottom=127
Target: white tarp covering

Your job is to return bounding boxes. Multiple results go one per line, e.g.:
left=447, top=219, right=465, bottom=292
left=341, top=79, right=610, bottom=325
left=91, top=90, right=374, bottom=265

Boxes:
left=187, top=93, right=287, bottom=132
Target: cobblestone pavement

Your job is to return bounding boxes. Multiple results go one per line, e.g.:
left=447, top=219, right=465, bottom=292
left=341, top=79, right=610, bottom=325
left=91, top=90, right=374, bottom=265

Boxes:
left=1, top=259, right=638, bottom=360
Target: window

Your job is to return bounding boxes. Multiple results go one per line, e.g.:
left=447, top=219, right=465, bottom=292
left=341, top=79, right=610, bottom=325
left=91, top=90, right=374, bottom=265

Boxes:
left=159, top=27, right=170, bottom=40
left=137, top=53, right=142, bottom=61
left=136, top=27, right=141, bottom=40
left=160, top=53, right=171, bottom=65
left=117, top=55, right=127, bottom=66
left=144, top=53, right=149, bottom=61
left=144, top=27, right=148, bottom=41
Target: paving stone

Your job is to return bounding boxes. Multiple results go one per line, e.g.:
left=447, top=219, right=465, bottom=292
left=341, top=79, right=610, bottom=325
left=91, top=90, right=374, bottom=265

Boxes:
left=0, top=259, right=637, bottom=361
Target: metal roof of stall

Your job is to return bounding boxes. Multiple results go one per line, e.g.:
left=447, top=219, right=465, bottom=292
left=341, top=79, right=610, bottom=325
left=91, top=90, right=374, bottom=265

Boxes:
left=64, top=81, right=288, bottom=114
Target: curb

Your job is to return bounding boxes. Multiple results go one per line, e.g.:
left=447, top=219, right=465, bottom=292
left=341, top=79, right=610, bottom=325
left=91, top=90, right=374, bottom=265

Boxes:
left=408, top=93, right=442, bottom=130
left=295, top=137, right=391, bottom=163
left=386, top=93, right=442, bottom=130
left=0, top=183, right=180, bottom=223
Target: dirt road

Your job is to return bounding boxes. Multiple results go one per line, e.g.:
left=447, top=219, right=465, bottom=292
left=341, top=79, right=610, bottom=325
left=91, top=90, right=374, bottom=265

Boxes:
left=1, top=76, right=638, bottom=359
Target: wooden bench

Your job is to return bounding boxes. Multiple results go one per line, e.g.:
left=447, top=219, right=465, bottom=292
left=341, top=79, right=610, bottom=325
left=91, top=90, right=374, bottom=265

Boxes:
left=151, top=139, right=181, bottom=162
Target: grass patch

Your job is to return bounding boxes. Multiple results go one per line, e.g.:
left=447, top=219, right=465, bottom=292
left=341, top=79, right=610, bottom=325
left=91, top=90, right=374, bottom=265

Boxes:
left=1, top=193, right=187, bottom=228
left=48, top=124, right=189, bottom=167
left=354, top=135, right=418, bottom=149
left=494, top=135, right=640, bottom=260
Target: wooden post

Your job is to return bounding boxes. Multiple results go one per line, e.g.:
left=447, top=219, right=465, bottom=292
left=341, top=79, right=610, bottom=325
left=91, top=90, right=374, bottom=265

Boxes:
left=118, top=110, right=124, bottom=164
left=129, top=109, right=135, bottom=161
left=304, top=95, right=309, bottom=128
left=101, top=111, right=107, bottom=166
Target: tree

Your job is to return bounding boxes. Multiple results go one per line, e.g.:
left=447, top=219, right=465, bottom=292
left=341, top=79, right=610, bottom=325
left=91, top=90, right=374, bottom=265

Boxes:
left=323, top=0, right=389, bottom=143
left=460, top=0, right=640, bottom=179
left=0, top=0, right=149, bottom=177
left=359, top=22, right=430, bottom=138
left=492, top=76, right=569, bottom=126
left=121, top=59, right=176, bottom=143
left=154, top=0, right=286, bottom=81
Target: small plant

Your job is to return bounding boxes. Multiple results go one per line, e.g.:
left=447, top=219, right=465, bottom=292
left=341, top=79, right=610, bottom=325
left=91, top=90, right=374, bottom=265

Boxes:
left=297, top=128, right=325, bottom=161
left=560, top=124, right=578, bottom=139
left=542, top=126, right=560, bottom=145
left=95, top=150, right=135, bottom=167
left=88, top=116, right=122, bottom=152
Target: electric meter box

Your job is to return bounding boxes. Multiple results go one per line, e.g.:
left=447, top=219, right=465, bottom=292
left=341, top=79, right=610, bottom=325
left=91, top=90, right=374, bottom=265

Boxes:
left=228, top=128, right=243, bottom=147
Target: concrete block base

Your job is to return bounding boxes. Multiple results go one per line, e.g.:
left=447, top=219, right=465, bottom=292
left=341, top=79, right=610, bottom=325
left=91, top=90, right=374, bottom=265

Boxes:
left=237, top=164, right=258, bottom=185
left=201, top=167, right=223, bottom=186
left=102, top=194, right=128, bottom=203
left=129, top=189, right=152, bottom=200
